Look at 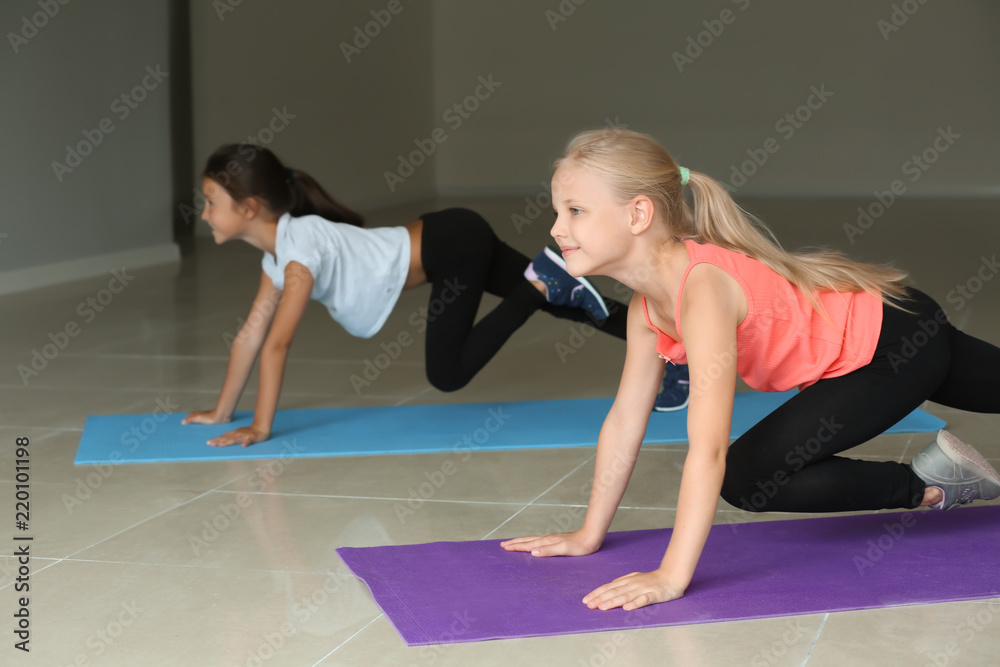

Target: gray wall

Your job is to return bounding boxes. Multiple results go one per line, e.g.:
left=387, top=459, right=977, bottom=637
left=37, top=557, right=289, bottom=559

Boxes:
left=431, top=0, right=1000, bottom=197
left=0, top=0, right=177, bottom=288
left=189, top=0, right=436, bottom=233
left=191, top=0, right=1000, bottom=206
left=4, top=1, right=997, bottom=286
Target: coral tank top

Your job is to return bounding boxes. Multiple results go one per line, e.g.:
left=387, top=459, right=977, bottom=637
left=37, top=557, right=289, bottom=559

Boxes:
left=641, top=240, right=883, bottom=392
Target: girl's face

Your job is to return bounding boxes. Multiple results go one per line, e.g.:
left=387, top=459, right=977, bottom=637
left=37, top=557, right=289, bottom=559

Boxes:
left=550, top=161, right=631, bottom=277
left=201, top=177, right=248, bottom=243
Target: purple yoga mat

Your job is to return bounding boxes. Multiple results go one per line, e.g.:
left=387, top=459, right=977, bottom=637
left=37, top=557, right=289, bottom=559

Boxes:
left=337, top=505, right=1000, bottom=645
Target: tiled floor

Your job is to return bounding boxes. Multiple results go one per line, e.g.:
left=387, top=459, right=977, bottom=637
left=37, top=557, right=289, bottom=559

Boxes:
left=2, top=195, right=998, bottom=666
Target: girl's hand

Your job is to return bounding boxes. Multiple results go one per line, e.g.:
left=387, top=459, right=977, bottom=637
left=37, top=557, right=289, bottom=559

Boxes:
left=206, top=426, right=270, bottom=448
left=582, top=569, right=685, bottom=611
left=181, top=410, right=231, bottom=426
left=500, top=530, right=602, bottom=557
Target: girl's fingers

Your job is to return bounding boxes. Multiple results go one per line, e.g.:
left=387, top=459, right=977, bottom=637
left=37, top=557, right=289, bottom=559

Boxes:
left=207, top=433, right=237, bottom=447
left=500, top=535, right=566, bottom=556
left=530, top=539, right=564, bottom=557
left=623, top=593, right=650, bottom=611
left=584, top=572, right=678, bottom=611
left=499, top=536, right=540, bottom=550
left=583, top=573, right=642, bottom=607
left=500, top=535, right=553, bottom=550
left=205, top=427, right=254, bottom=447
left=501, top=532, right=599, bottom=557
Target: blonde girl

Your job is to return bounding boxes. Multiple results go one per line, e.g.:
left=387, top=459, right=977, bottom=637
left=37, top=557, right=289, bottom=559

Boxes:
left=501, top=129, right=1000, bottom=611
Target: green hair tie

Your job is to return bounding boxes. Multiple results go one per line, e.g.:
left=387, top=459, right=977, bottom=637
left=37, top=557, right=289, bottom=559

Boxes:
left=678, top=166, right=690, bottom=186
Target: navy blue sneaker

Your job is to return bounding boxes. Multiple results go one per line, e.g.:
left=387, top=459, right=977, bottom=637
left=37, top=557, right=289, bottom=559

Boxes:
left=654, top=363, right=689, bottom=412
left=526, top=247, right=610, bottom=323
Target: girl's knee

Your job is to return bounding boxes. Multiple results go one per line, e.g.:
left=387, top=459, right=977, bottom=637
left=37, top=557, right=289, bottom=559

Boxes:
left=426, top=367, right=470, bottom=393
left=721, top=465, right=783, bottom=513
left=720, top=474, right=764, bottom=512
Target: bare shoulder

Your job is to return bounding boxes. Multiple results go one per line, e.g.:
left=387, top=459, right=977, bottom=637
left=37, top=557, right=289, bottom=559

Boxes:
left=626, top=291, right=657, bottom=340
left=683, top=263, right=746, bottom=325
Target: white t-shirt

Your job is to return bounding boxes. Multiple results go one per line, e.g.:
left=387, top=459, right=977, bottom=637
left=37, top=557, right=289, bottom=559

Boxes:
left=261, top=213, right=410, bottom=338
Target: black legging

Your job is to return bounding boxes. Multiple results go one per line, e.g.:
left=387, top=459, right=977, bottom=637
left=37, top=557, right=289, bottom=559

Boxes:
left=419, top=208, right=628, bottom=392
left=721, top=287, right=1000, bottom=513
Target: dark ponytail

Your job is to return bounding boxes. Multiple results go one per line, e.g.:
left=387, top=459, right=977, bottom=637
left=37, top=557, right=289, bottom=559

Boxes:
left=203, top=144, right=364, bottom=226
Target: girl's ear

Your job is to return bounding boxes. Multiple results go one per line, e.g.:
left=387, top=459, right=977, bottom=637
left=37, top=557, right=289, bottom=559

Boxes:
left=629, top=196, right=656, bottom=236
left=237, top=196, right=262, bottom=220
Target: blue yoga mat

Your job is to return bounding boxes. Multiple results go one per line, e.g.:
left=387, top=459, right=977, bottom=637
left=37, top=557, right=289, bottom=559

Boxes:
left=74, top=392, right=946, bottom=465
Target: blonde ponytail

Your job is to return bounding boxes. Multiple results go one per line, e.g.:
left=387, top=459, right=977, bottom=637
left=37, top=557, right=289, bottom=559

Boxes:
left=557, top=129, right=910, bottom=309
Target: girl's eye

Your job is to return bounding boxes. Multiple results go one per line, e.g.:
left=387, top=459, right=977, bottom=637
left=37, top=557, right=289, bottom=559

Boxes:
left=552, top=207, right=582, bottom=217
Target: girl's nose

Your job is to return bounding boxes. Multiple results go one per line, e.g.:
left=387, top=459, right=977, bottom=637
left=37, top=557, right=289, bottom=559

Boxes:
left=550, top=213, right=565, bottom=242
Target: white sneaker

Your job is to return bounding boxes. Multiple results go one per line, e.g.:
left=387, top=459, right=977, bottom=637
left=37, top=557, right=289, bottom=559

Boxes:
left=911, top=430, right=1000, bottom=510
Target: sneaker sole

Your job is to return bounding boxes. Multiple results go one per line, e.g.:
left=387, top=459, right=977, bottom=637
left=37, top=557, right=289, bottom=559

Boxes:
left=935, top=430, right=1000, bottom=498
left=653, top=396, right=689, bottom=412
left=543, top=247, right=610, bottom=320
